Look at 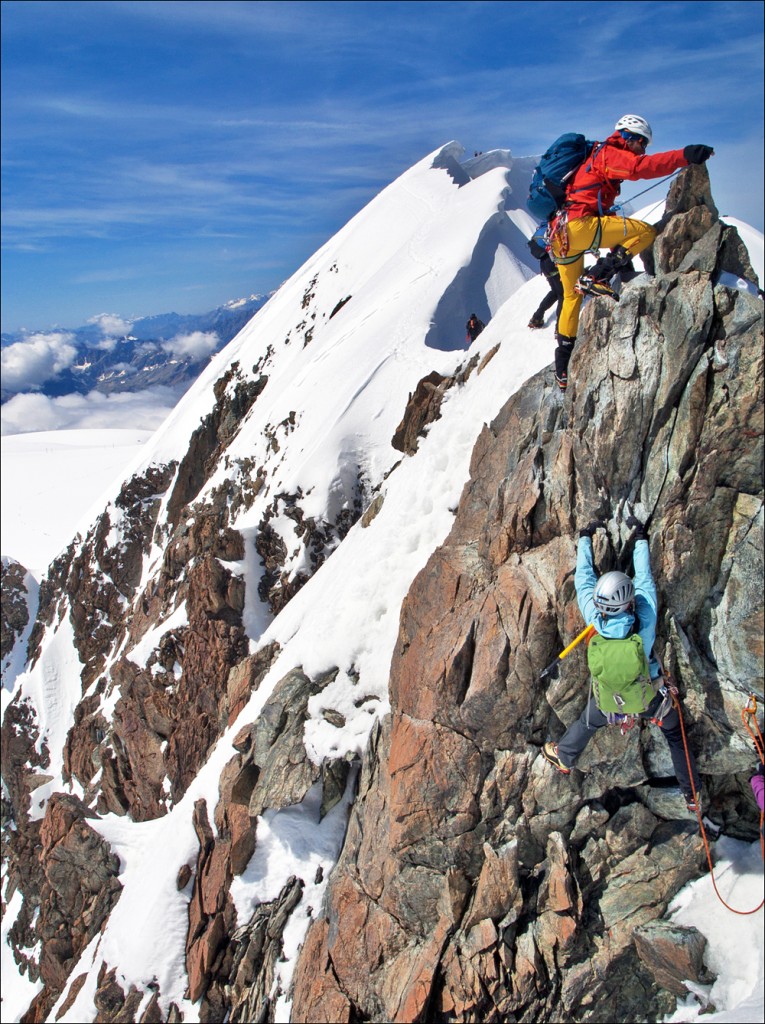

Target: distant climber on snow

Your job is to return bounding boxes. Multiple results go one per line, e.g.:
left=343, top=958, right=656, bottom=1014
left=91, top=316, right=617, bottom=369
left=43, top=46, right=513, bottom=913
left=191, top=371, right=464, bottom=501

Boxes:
left=549, top=115, right=714, bottom=392
left=527, top=222, right=563, bottom=330
left=543, top=514, right=704, bottom=817
left=466, top=313, right=485, bottom=345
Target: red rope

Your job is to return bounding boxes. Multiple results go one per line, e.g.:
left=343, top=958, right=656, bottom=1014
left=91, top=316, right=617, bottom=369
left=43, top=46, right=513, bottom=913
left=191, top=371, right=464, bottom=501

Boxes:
left=670, top=686, right=764, bottom=915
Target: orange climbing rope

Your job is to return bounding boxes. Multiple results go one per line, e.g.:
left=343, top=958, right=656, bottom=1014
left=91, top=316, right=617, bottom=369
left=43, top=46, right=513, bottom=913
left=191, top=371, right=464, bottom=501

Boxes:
left=670, top=681, right=764, bottom=916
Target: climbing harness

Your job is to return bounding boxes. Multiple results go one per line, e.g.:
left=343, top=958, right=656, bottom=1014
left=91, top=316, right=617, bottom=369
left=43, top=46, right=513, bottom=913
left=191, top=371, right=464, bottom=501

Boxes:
left=606, top=711, right=638, bottom=734
left=548, top=210, right=603, bottom=266
left=668, top=671, right=765, bottom=916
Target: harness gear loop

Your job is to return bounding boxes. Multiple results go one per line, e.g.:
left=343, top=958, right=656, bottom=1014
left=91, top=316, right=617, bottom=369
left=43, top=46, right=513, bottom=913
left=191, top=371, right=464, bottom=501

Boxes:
left=661, top=665, right=765, bottom=915
left=605, top=712, right=638, bottom=735
left=549, top=212, right=603, bottom=266
left=649, top=679, right=674, bottom=726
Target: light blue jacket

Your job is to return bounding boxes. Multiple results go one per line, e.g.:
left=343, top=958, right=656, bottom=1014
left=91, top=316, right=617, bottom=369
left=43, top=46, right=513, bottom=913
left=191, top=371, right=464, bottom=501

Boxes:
left=575, top=536, right=660, bottom=679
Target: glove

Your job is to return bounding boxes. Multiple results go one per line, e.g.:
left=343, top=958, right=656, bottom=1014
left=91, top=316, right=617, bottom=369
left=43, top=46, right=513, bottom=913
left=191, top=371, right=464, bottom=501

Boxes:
left=684, top=145, right=714, bottom=165
left=579, top=520, right=604, bottom=539
left=625, top=515, right=647, bottom=539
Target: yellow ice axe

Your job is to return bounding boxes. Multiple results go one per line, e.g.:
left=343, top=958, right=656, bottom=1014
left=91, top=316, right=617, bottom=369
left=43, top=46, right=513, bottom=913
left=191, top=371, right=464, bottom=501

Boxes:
left=540, top=624, right=596, bottom=680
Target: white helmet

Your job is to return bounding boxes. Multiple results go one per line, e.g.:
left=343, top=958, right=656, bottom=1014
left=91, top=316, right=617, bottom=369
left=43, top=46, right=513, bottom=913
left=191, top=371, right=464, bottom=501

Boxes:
left=614, top=114, right=653, bottom=144
left=593, top=571, right=635, bottom=615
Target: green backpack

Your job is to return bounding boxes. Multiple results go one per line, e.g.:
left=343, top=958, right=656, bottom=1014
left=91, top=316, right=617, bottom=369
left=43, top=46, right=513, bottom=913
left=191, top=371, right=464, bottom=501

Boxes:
left=586, top=632, right=657, bottom=715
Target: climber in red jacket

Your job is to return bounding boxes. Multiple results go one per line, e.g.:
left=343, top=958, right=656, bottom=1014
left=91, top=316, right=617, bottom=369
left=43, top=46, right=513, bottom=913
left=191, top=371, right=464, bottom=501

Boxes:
left=549, top=115, right=714, bottom=392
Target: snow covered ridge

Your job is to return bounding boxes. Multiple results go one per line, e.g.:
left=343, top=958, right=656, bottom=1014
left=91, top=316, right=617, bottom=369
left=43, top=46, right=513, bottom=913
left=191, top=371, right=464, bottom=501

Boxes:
left=1, top=144, right=763, bottom=1023
left=3, top=141, right=540, bottom=818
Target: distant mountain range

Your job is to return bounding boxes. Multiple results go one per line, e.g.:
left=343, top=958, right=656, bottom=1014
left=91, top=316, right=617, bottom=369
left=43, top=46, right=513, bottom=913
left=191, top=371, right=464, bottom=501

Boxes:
left=0, top=293, right=272, bottom=402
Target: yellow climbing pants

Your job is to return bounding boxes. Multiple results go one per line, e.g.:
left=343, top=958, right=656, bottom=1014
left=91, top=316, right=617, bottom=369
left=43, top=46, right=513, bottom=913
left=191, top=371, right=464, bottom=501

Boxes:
left=552, top=216, right=657, bottom=338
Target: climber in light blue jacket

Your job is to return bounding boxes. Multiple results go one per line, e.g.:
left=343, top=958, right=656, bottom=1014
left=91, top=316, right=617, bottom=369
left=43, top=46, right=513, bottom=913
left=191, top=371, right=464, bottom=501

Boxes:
left=575, top=524, right=660, bottom=680
left=543, top=515, right=702, bottom=815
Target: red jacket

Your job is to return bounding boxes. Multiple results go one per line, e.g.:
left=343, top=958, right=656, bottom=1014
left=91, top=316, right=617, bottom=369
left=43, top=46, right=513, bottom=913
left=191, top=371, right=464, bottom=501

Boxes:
left=565, top=132, right=688, bottom=220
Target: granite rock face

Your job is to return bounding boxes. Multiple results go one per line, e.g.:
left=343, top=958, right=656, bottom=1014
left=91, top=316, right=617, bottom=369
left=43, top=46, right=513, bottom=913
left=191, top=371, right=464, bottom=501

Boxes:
left=290, top=166, right=763, bottom=1022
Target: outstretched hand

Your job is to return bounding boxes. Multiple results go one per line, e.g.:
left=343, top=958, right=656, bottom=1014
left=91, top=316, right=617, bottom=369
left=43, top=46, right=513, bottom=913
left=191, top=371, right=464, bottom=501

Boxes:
left=684, top=145, right=714, bottom=165
left=625, top=514, right=647, bottom=539
left=579, top=520, right=604, bottom=539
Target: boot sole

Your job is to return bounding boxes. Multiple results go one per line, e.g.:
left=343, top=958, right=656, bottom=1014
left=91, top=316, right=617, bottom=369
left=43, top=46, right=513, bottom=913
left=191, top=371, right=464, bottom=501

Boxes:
left=575, top=284, right=619, bottom=301
left=542, top=745, right=571, bottom=774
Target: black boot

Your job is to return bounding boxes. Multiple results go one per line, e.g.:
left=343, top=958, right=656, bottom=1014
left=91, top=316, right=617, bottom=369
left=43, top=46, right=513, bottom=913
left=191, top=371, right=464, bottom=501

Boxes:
left=589, top=244, right=632, bottom=281
left=554, top=333, right=576, bottom=391
left=576, top=245, right=632, bottom=300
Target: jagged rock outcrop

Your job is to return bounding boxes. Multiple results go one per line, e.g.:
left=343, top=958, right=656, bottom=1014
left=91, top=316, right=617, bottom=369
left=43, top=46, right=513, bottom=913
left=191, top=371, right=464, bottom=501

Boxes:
left=13, top=795, right=122, bottom=1023
left=633, top=921, right=712, bottom=999
left=392, top=347, right=500, bottom=455
left=182, top=796, right=307, bottom=1021
left=1, top=558, right=32, bottom=664
left=165, top=361, right=268, bottom=528
left=255, top=487, right=362, bottom=615
left=56, top=502, right=250, bottom=822
left=290, top=166, right=763, bottom=1021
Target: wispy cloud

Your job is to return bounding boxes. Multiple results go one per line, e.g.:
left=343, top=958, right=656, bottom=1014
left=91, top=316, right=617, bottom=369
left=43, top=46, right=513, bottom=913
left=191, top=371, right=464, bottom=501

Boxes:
left=161, top=330, right=219, bottom=361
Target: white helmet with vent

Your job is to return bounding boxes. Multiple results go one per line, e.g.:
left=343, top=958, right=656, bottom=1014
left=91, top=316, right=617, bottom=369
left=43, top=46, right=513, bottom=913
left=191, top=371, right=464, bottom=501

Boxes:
left=614, top=115, right=653, bottom=144
left=593, top=571, right=635, bottom=615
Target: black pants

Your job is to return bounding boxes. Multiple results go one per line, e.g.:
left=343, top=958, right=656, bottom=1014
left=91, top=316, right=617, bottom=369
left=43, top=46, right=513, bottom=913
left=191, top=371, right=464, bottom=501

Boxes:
left=556, top=692, right=701, bottom=801
left=533, top=271, right=564, bottom=323
left=534, top=257, right=564, bottom=324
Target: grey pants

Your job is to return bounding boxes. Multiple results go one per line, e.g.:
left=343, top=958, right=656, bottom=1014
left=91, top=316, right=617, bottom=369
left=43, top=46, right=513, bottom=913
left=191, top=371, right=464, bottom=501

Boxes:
left=556, top=692, right=700, bottom=800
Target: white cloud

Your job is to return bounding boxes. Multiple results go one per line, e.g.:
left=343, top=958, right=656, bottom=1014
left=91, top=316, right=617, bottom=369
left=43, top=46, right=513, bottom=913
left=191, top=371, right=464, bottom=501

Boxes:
left=0, top=332, right=78, bottom=391
left=87, top=312, right=133, bottom=337
left=94, top=337, right=119, bottom=352
left=161, top=330, right=219, bottom=361
left=0, top=386, right=181, bottom=436
left=135, top=341, right=160, bottom=356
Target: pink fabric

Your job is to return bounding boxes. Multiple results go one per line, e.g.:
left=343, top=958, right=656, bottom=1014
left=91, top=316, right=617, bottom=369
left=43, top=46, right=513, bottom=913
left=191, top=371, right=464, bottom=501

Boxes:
left=751, top=769, right=765, bottom=811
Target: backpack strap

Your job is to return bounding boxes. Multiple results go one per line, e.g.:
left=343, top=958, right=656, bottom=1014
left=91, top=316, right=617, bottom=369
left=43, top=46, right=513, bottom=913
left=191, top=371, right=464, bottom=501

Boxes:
left=566, top=141, right=610, bottom=218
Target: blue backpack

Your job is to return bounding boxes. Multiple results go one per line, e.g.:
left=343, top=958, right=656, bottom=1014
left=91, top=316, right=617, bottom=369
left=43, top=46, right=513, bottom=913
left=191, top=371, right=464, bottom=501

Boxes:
left=527, top=133, right=597, bottom=221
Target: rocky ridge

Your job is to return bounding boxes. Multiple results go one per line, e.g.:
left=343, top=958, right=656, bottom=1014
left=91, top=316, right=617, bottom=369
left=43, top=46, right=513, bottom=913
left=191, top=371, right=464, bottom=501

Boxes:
left=1, top=558, right=33, bottom=668
left=289, top=166, right=763, bottom=1022
left=0, top=164, right=762, bottom=1022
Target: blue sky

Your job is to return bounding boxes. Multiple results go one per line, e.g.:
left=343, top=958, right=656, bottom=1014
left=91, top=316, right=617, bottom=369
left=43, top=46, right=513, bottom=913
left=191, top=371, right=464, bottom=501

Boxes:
left=2, top=0, right=763, bottom=333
